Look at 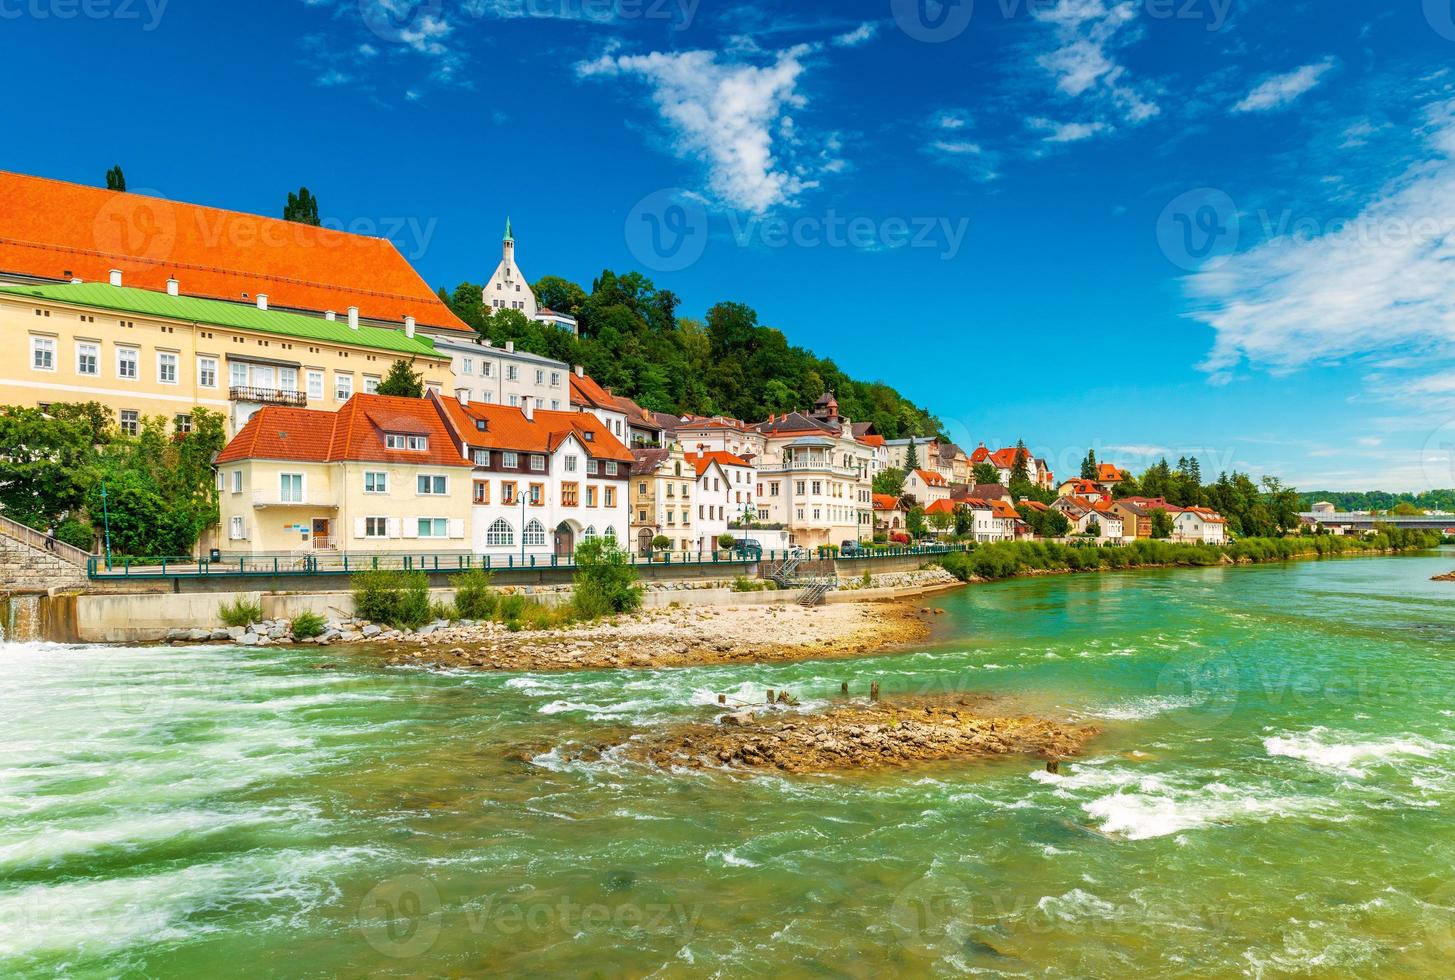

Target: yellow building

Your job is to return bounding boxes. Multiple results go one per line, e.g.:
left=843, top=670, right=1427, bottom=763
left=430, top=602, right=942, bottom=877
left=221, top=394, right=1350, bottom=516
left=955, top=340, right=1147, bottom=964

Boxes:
left=628, top=443, right=695, bottom=555
left=215, top=394, right=473, bottom=555
left=0, top=280, right=451, bottom=436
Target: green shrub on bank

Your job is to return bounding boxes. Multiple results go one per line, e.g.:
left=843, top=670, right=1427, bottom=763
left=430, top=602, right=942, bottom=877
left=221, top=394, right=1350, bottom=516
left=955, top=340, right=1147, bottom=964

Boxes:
left=936, top=531, right=1442, bottom=583
left=218, top=596, right=262, bottom=628
left=54, top=516, right=95, bottom=551
left=571, top=537, right=644, bottom=619
left=290, top=610, right=325, bottom=639
left=351, top=569, right=431, bottom=630
left=451, top=568, right=498, bottom=620
left=731, top=576, right=776, bottom=592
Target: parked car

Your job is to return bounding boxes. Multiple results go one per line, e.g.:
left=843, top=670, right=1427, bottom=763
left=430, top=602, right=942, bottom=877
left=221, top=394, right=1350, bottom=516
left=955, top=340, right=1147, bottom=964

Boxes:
left=732, top=539, right=763, bottom=559
left=840, top=540, right=864, bottom=556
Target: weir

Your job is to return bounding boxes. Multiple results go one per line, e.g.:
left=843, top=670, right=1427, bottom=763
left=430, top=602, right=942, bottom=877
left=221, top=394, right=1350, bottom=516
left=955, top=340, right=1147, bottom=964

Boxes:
left=0, top=592, right=78, bottom=644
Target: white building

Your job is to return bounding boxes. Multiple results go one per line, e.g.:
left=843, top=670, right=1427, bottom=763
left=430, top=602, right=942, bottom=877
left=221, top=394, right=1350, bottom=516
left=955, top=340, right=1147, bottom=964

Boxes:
left=675, top=417, right=767, bottom=463
left=685, top=451, right=757, bottom=551
left=482, top=219, right=579, bottom=336
left=433, top=392, right=632, bottom=560
left=754, top=395, right=875, bottom=548
left=435, top=335, right=571, bottom=411
left=904, top=468, right=952, bottom=505
left=1173, top=507, right=1228, bottom=545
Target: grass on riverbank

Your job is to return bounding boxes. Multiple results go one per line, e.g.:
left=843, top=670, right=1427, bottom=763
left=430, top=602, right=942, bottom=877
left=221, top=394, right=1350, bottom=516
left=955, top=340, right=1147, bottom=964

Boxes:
left=936, top=530, right=1443, bottom=583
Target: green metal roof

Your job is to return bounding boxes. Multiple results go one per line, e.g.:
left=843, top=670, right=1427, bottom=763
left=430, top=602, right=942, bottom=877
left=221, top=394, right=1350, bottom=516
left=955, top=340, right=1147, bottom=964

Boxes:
left=0, top=282, right=443, bottom=358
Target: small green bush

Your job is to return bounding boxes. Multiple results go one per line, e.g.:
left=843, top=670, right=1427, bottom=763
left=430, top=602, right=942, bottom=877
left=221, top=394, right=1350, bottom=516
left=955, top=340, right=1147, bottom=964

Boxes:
left=451, top=568, right=498, bottom=620
left=731, top=576, right=776, bottom=592
left=291, top=610, right=326, bottom=639
left=572, top=537, right=644, bottom=618
left=54, top=516, right=95, bottom=551
left=351, top=569, right=431, bottom=630
left=430, top=600, right=458, bottom=622
left=219, top=596, right=262, bottom=628
left=717, top=533, right=737, bottom=550
left=498, top=594, right=527, bottom=622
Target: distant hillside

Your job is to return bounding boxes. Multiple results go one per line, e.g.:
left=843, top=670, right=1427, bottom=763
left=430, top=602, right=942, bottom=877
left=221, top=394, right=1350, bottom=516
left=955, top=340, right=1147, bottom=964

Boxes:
left=1298, top=490, right=1455, bottom=512
left=437, top=270, right=942, bottom=440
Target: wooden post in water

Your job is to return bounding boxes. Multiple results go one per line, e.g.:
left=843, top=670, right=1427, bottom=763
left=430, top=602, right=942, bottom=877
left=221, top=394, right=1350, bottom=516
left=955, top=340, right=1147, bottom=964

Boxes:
left=870, top=682, right=880, bottom=702
left=841, top=682, right=849, bottom=695
left=718, top=694, right=727, bottom=705
left=1046, top=760, right=1060, bottom=774
left=767, top=689, right=775, bottom=705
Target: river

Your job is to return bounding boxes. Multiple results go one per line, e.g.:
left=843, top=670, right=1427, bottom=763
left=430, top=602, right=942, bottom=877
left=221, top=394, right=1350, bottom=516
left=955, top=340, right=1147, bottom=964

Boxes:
left=3, top=551, right=1454, bottom=976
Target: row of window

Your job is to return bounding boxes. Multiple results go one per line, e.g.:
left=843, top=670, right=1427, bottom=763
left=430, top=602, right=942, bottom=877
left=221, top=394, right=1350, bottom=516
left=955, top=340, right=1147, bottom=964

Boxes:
left=471, top=479, right=618, bottom=509
left=30, top=335, right=394, bottom=402
left=458, top=359, right=562, bottom=389
left=482, top=519, right=617, bottom=548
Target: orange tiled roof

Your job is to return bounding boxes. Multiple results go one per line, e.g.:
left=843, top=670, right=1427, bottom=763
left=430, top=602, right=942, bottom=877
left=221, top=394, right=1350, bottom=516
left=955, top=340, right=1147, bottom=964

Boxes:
left=437, top=395, right=633, bottom=462
left=683, top=450, right=752, bottom=476
left=857, top=433, right=886, bottom=448
left=217, top=394, right=471, bottom=467
left=0, top=170, right=470, bottom=333
left=924, top=499, right=960, bottom=515
left=913, top=469, right=948, bottom=486
left=1182, top=506, right=1227, bottom=524
left=872, top=493, right=903, bottom=511
left=989, top=498, right=1020, bottom=519
left=1097, top=463, right=1129, bottom=483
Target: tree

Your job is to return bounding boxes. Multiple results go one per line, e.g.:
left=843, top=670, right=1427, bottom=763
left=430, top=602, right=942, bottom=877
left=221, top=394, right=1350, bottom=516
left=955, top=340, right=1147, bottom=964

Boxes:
left=953, top=504, right=973, bottom=537
left=1043, top=508, right=1071, bottom=538
left=904, top=438, right=920, bottom=472
left=284, top=187, right=321, bottom=226
left=105, top=165, right=126, bottom=191
left=972, top=461, right=999, bottom=485
left=872, top=468, right=906, bottom=497
left=1080, top=449, right=1098, bottom=481
left=1086, top=519, right=1102, bottom=538
left=1112, top=474, right=1142, bottom=499
left=571, top=536, right=643, bottom=617
left=1391, top=502, right=1425, bottom=516
left=906, top=505, right=927, bottom=540
left=1010, top=440, right=1030, bottom=485
left=376, top=359, right=424, bottom=398
left=0, top=406, right=96, bottom=530
left=1150, top=508, right=1174, bottom=539
left=927, top=509, right=955, bottom=537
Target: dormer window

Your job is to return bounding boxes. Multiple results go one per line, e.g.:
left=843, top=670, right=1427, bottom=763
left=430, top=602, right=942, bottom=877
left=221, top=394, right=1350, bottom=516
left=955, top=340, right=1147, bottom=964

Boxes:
left=475, top=420, right=488, bottom=431
left=385, top=434, right=428, bottom=451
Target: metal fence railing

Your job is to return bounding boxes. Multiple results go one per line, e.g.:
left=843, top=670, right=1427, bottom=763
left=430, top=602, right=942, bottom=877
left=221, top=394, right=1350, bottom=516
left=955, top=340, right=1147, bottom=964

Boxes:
left=86, top=543, right=971, bottom=580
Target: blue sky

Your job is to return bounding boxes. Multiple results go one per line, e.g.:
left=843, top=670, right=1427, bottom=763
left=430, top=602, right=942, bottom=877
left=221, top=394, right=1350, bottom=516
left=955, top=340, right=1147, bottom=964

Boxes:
left=3, top=0, right=1455, bottom=490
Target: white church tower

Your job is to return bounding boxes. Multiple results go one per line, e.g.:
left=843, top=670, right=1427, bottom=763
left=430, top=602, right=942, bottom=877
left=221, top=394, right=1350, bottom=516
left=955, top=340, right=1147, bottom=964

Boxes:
left=483, top=217, right=539, bottom=319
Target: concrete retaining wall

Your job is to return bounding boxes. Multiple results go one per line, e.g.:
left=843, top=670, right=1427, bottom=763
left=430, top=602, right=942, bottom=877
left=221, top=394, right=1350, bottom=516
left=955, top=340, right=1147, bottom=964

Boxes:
left=0, top=534, right=88, bottom=592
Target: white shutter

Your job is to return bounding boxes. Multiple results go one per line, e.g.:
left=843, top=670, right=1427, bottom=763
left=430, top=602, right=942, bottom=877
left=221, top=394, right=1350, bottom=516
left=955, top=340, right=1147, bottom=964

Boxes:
left=388, top=517, right=402, bottom=539
left=401, top=519, right=418, bottom=539
left=449, top=518, right=465, bottom=539
left=354, top=518, right=367, bottom=539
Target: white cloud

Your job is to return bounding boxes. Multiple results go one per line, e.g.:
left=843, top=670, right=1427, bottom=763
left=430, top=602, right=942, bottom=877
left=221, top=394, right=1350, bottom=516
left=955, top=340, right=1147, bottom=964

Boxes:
left=1030, top=0, right=1160, bottom=126
left=833, top=22, right=878, bottom=48
left=316, top=69, right=352, bottom=86
left=577, top=44, right=827, bottom=213
left=1185, top=100, right=1455, bottom=392
left=1030, top=117, right=1111, bottom=143
left=1234, top=59, right=1337, bottom=114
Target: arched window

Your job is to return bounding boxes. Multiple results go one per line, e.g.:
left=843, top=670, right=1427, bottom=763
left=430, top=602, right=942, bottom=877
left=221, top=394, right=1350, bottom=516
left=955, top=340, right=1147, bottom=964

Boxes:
left=486, top=519, right=513, bottom=547
left=583, top=526, right=597, bottom=540
left=523, top=519, right=546, bottom=547
left=603, top=526, right=617, bottom=541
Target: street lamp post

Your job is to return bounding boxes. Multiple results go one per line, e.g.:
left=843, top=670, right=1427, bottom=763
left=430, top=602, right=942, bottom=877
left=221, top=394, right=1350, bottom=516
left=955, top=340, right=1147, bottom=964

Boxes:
left=100, top=479, right=113, bottom=570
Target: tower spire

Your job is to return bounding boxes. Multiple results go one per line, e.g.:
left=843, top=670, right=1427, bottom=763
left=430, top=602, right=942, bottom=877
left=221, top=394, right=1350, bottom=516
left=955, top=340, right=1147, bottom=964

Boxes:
left=504, top=216, right=513, bottom=242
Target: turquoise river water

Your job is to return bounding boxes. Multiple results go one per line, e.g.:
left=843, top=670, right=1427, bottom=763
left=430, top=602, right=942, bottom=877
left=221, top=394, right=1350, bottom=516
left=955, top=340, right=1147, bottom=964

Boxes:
left=3, top=551, right=1455, bottom=977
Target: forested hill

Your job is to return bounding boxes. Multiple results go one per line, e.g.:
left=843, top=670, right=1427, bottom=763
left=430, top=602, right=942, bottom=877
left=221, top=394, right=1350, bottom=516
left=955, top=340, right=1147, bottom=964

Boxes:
left=436, top=270, right=942, bottom=439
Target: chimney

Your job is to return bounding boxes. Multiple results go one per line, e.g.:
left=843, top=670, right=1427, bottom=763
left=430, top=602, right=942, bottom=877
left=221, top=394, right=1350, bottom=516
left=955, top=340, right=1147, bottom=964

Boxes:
left=522, top=400, right=534, bottom=420
left=404, top=315, right=416, bottom=338
left=347, top=307, right=359, bottom=330
left=108, top=269, right=122, bottom=287
left=505, top=341, right=515, bottom=353
left=456, top=388, right=471, bottom=406
left=256, top=294, right=268, bottom=311
left=574, top=365, right=584, bottom=377
left=325, top=310, right=336, bottom=321
left=166, top=278, right=179, bottom=296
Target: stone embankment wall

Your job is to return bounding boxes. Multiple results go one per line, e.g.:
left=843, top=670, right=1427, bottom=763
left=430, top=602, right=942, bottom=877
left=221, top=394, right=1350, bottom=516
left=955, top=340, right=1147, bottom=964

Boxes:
left=0, top=532, right=88, bottom=592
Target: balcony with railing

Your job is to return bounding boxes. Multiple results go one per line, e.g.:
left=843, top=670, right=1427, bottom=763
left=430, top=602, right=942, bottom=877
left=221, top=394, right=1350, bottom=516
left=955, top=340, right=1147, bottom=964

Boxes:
left=229, top=386, right=308, bottom=407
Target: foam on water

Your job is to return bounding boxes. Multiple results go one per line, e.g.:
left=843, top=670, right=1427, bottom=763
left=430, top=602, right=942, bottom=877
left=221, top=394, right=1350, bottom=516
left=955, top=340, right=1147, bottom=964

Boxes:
left=1263, top=727, right=1446, bottom=776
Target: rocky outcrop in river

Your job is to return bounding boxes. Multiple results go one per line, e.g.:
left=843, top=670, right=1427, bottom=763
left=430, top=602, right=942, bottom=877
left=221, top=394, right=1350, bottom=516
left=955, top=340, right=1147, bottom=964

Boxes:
left=620, top=695, right=1099, bottom=773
